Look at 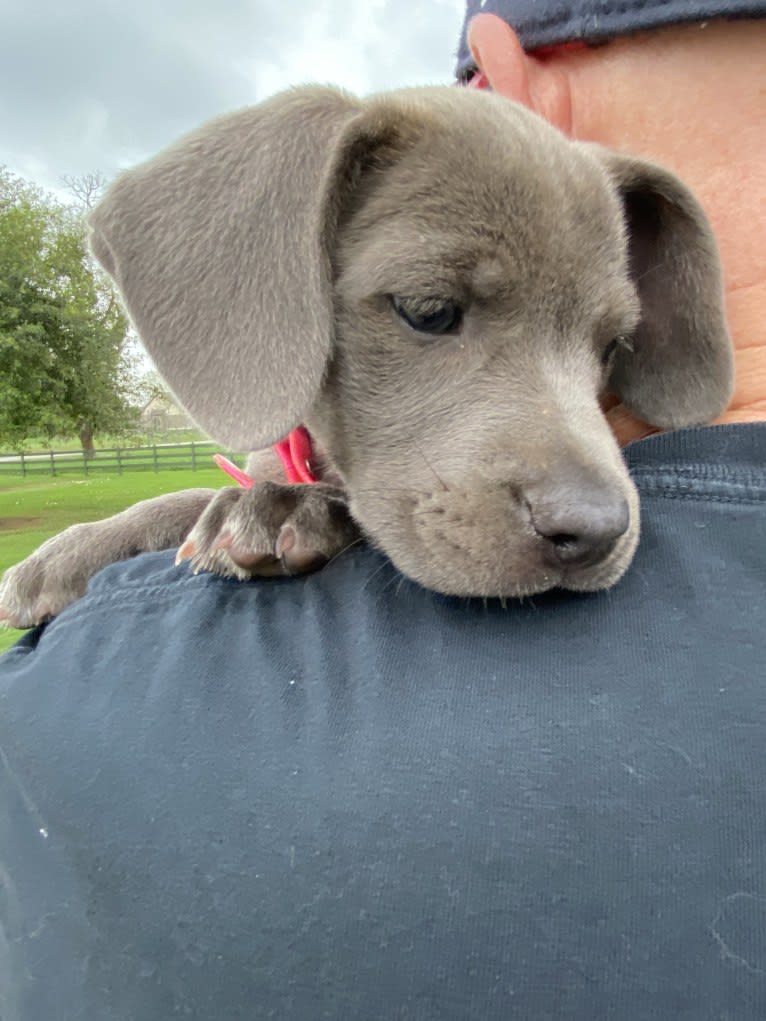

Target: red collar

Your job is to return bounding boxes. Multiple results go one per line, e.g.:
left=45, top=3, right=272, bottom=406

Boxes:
left=214, top=426, right=318, bottom=488
left=272, top=426, right=318, bottom=484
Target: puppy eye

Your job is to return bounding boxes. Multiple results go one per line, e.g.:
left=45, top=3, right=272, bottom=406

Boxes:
left=601, top=334, right=633, bottom=367
left=391, top=296, right=463, bottom=335
left=601, top=338, right=619, bottom=365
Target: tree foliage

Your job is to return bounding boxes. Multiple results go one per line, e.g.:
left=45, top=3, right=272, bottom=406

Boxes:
left=0, top=167, right=137, bottom=452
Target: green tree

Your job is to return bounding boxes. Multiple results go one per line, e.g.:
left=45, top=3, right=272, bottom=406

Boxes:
left=0, top=167, right=136, bottom=455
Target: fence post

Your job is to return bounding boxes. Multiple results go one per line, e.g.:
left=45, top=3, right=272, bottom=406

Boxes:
left=20, top=452, right=26, bottom=477
left=83, top=448, right=89, bottom=475
left=50, top=450, right=56, bottom=477
left=153, top=445, right=159, bottom=473
left=117, top=448, right=123, bottom=475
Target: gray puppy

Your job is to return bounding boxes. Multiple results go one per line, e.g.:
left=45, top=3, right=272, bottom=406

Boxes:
left=0, top=85, right=733, bottom=627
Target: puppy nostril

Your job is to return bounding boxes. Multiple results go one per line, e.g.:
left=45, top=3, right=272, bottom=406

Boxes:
left=528, top=495, right=630, bottom=569
left=549, top=533, right=578, bottom=549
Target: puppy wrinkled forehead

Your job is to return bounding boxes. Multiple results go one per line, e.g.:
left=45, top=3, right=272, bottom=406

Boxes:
left=337, top=91, right=629, bottom=305
left=375, top=92, right=614, bottom=207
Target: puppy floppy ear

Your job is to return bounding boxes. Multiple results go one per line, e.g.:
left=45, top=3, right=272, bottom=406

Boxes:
left=89, top=87, right=370, bottom=449
left=595, top=148, right=734, bottom=428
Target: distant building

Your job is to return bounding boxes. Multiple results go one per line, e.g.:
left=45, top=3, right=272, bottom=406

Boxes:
left=139, top=393, right=195, bottom=432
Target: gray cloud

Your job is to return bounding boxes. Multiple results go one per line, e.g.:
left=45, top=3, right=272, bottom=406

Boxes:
left=0, top=0, right=466, bottom=192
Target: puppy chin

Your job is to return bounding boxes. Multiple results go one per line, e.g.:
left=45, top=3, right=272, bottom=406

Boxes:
left=391, top=546, right=638, bottom=599
left=408, top=564, right=562, bottom=600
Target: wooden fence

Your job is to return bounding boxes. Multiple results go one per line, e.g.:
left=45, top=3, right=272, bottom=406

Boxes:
left=0, top=441, right=235, bottom=478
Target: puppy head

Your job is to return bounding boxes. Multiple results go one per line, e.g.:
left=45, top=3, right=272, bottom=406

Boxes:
left=89, top=86, right=733, bottom=597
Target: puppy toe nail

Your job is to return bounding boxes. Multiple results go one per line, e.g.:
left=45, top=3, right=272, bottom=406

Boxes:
left=213, top=531, right=233, bottom=551
left=275, top=525, right=296, bottom=558
left=175, top=539, right=196, bottom=564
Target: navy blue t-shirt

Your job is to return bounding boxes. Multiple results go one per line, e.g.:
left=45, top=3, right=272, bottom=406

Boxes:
left=1, top=424, right=764, bottom=1020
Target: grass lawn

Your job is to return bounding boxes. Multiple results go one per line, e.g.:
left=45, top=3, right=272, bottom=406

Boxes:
left=0, top=468, right=226, bottom=654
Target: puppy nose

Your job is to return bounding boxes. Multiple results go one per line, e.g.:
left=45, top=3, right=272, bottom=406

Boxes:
left=528, top=488, right=630, bottom=568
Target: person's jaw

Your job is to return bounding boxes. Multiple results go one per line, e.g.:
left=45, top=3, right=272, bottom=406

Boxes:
left=467, top=15, right=766, bottom=438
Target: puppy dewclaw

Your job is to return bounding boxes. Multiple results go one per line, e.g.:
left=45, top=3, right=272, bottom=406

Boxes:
left=0, top=85, right=732, bottom=627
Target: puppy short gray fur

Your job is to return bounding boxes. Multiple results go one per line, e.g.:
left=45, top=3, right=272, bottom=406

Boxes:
left=0, top=85, right=733, bottom=627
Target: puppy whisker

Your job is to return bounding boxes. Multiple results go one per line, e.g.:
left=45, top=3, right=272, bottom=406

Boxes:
left=363, top=556, right=397, bottom=592
left=380, top=570, right=406, bottom=597
left=324, top=535, right=365, bottom=568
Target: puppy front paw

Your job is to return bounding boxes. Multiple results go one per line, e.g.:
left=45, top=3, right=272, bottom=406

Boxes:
left=176, top=482, right=359, bottom=579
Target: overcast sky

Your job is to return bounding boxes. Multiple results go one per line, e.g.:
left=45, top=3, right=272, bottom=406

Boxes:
left=0, top=0, right=467, bottom=196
